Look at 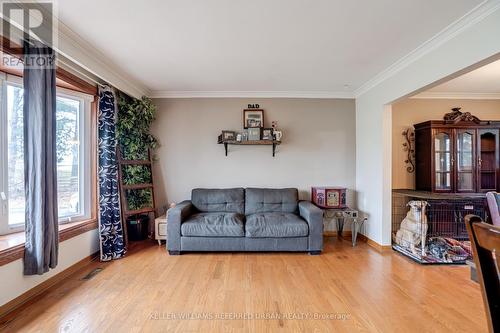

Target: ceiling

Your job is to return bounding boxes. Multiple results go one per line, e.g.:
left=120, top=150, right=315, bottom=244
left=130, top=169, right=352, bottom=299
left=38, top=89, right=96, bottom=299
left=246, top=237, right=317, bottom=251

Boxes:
left=426, top=59, right=500, bottom=94
left=56, top=0, right=484, bottom=97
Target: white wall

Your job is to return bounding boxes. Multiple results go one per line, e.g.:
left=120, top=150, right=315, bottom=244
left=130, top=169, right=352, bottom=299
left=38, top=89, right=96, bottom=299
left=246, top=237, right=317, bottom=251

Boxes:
left=151, top=98, right=356, bottom=212
left=356, top=6, right=500, bottom=246
left=392, top=99, right=500, bottom=189
left=0, top=229, right=99, bottom=307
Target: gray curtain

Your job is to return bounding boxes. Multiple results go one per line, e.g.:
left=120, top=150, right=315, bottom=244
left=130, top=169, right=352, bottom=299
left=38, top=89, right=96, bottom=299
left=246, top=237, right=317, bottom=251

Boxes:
left=23, top=40, right=58, bottom=275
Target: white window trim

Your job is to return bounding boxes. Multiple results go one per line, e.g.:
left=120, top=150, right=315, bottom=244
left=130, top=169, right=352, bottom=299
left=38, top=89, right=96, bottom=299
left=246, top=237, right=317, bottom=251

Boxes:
left=0, top=75, right=24, bottom=235
left=57, top=90, right=92, bottom=225
left=0, top=76, right=93, bottom=235
left=0, top=73, right=8, bottom=234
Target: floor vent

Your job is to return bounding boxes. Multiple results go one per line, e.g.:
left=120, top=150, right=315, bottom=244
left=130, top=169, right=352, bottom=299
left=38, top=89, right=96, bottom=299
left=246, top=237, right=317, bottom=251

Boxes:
left=81, top=268, right=103, bottom=280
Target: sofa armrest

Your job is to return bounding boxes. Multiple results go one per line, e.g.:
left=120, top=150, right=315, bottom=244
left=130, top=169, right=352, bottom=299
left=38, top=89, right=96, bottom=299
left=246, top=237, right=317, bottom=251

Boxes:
left=299, top=201, right=324, bottom=251
left=167, top=200, right=194, bottom=251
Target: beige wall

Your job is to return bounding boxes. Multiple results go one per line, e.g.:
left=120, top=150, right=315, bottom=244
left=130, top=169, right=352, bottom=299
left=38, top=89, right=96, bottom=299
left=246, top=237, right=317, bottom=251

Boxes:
left=0, top=230, right=99, bottom=307
left=392, top=99, right=500, bottom=189
left=151, top=98, right=356, bottom=213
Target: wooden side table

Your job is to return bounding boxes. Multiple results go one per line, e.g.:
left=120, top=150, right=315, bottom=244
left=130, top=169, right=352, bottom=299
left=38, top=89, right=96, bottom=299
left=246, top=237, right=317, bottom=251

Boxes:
left=323, top=208, right=366, bottom=246
left=155, top=214, right=168, bottom=245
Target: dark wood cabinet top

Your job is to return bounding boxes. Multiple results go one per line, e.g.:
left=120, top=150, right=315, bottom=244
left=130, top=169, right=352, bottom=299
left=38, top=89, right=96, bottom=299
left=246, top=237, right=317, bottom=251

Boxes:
left=414, top=120, right=500, bottom=130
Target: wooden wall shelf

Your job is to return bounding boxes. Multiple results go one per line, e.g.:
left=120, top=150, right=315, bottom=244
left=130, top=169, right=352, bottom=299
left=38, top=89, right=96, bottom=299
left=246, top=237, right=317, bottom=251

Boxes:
left=218, top=140, right=281, bottom=157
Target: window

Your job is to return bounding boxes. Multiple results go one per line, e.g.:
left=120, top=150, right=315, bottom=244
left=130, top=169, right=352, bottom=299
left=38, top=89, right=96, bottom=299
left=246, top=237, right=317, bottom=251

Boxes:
left=56, top=95, right=83, bottom=220
left=5, top=83, right=24, bottom=227
left=0, top=74, right=93, bottom=235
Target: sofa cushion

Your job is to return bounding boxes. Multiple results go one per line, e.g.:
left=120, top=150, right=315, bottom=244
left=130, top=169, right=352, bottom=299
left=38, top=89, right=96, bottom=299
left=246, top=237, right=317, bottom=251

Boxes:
left=245, top=213, right=308, bottom=238
left=192, top=188, right=245, bottom=214
left=245, top=188, right=298, bottom=215
left=181, top=212, right=245, bottom=237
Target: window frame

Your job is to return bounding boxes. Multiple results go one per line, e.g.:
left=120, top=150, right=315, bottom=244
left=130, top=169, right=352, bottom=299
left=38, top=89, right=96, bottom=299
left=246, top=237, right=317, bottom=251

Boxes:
left=0, top=73, right=23, bottom=235
left=56, top=88, right=93, bottom=225
left=0, top=74, right=94, bottom=235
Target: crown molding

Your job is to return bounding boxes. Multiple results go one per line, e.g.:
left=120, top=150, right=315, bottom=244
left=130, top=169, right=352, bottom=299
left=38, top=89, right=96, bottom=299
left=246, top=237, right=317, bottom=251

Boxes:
left=55, top=22, right=150, bottom=98
left=411, top=91, right=500, bottom=99
left=354, top=0, right=500, bottom=98
left=149, top=90, right=354, bottom=99
left=1, top=0, right=150, bottom=98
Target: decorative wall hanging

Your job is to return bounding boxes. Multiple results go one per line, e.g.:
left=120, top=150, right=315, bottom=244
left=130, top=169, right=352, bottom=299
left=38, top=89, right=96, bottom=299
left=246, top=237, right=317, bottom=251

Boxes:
left=402, top=127, right=415, bottom=173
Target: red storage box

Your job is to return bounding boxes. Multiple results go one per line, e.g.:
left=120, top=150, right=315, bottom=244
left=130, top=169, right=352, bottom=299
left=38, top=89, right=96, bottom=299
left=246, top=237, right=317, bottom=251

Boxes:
left=311, top=187, right=347, bottom=209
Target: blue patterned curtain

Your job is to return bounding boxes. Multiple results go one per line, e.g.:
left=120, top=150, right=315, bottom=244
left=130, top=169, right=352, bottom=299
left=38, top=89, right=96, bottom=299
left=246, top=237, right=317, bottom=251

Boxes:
left=97, top=86, right=126, bottom=261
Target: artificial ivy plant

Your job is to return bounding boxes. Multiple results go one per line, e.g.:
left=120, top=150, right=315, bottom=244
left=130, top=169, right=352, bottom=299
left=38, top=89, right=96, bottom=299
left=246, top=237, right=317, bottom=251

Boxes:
left=117, top=94, right=158, bottom=211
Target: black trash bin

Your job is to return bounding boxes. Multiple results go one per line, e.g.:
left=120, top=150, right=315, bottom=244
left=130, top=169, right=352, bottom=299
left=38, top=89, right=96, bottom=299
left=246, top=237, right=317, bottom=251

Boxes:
left=127, top=215, right=149, bottom=241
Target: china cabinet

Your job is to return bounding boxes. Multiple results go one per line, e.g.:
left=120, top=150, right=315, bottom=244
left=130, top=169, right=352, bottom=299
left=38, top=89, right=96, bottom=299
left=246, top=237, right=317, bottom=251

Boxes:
left=414, top=109, right=500, bottom=193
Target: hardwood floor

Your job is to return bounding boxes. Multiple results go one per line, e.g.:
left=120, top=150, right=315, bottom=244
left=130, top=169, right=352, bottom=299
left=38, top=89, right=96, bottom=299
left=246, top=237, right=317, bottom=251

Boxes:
left=0, top=238, right=487, bottom=333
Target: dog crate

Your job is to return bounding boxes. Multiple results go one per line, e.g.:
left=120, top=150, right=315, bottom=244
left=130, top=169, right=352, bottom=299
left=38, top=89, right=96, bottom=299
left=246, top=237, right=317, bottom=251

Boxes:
left=392, top=190, right=488, bottom=264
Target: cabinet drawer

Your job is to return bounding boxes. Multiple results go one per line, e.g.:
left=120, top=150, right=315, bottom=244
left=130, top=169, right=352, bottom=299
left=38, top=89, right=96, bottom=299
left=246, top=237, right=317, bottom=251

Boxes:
left=158, top=223, right=167, bottom=236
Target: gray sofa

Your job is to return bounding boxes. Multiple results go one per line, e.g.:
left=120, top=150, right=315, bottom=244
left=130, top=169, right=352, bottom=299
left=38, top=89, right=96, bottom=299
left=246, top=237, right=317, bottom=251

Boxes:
left=167, top=188, right=324, bottom=255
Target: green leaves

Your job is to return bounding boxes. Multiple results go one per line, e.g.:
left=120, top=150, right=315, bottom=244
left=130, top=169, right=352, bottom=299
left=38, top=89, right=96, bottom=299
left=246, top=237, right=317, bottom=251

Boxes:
left=117, top=93, right=158, bottom=210
left=123, top=165, right=152, bottom=185
left=117, top=94, right=158, bottom=161
left=126, top=189, right=153, bottom=211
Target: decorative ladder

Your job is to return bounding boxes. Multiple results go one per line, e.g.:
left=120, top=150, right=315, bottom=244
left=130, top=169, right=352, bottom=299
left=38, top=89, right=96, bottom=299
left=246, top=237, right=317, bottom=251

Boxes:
left=117, top=148, right=156, bottom=245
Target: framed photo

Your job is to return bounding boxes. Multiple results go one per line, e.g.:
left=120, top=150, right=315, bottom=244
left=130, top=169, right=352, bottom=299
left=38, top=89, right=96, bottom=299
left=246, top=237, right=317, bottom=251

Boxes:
left=243, top=109, right=264, bottom=128
left=261, top=128, right=273, bottom=140
left=221, top=130, right=236, bottom=141
left=247, top=128, right=261, bottom=141
left=273, top=130, right=282, bottom=141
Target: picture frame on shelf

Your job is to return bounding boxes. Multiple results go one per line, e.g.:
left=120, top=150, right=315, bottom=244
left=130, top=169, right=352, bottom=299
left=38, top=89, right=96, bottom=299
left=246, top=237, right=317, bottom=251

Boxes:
left=221, top=130, right=236, bottom=141
left=261, top=128, right=273, bottom=140
left=241, top=130, right=248, bottom=141
left=243, top=109, right=264, bottom=129
left=273, top=130, right=283, bottom=141
left=248, top=128, right=261, bottom=141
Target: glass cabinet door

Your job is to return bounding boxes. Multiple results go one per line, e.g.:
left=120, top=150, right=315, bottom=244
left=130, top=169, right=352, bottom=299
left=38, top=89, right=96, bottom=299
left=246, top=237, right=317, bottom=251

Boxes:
left=456, top=129, right=476, bottom=192
left=434, top=131, right=452, bottom=191
left=478, top=129, right=499, bottom=192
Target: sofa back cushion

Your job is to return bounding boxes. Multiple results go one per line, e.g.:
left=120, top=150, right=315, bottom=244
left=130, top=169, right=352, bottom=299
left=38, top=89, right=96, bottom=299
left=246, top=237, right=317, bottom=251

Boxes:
left=245, top=188, right=298, bottom=215
left=192, top=188, right=245, bottom=214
